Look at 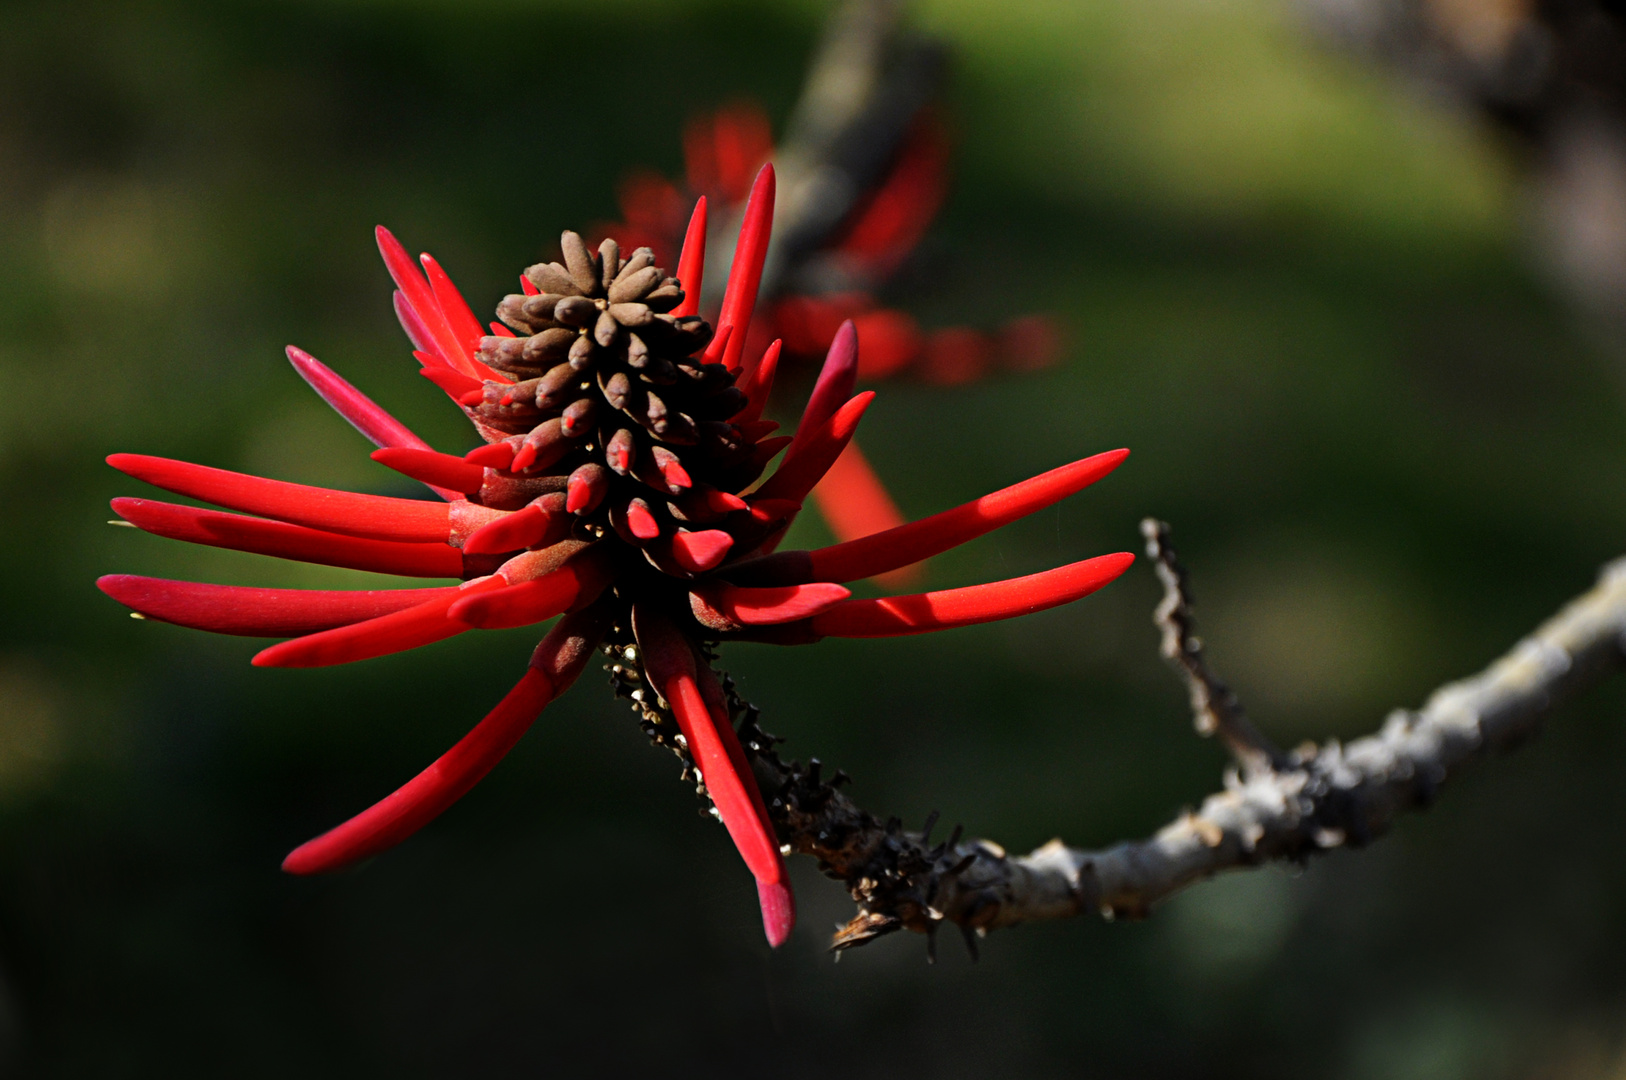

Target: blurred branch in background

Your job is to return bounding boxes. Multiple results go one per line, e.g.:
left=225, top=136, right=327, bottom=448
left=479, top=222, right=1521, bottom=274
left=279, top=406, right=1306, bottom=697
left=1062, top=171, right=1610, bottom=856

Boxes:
left=1296, top=0, right=1626, bottom=354
left=735, top=524, right=1626, bottom=955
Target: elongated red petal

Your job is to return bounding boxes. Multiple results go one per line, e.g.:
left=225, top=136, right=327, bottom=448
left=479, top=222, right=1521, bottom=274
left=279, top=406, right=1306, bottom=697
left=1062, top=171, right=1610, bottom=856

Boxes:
left=420, top=254, right=484, bottom=357
left=108, top=454, right=452, bottom=543
left=809, top=552, right=1135, bottom=638
left=282, top=604, right=612, bottom=875
left=98, top=575, right=453, bottom=637
left=709, top=164, right=774, bottom=373
left=633, top=605, right=790, bottom=944
left=738, top=449, right=1131, bottom=585
left=111, top=498, right=463, bottom=579
left=376, top=226, right=481, bottom=380
left=448, top=556, right=612, bottom=630
left=751, top=392, right=874, bottom=505
left=284, top=346, right=437, bottom=456
left=393, top=290, right=435, bottom=356
left=796, top=320, right=858, bottom=438
left=418, top=365, right=484, bottom=403
left=371, top=448, right=485, bottom=495
left=737, top=339, right=781, bottom=425
left=694, top=581, right=850, bottom=625
left=251, top=577, right=506, bottom=667
left=672, top=196, right=706, bottom=318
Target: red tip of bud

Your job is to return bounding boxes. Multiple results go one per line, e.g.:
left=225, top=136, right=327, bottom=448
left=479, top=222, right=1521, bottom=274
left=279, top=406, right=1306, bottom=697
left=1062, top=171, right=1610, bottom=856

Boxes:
left=566, top=464, right=609, bottom=515
left=371, top=447, right=484, bottom=495
left=626, top=499, right=661, bottom=540
left=757, top=878, right=796, bottom=948
left=671, top=529, right=734, bottom=573
left=464, top=442, right=517, bottom=469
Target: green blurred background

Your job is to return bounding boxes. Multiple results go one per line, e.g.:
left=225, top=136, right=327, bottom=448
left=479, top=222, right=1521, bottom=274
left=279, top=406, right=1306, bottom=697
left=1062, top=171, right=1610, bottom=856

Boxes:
left=4, top=0, right=1626, bottom=1075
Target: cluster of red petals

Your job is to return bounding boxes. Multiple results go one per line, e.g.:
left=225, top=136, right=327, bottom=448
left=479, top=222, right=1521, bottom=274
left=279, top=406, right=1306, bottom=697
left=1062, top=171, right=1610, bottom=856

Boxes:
left=100, top=164, right=1131, bottom=948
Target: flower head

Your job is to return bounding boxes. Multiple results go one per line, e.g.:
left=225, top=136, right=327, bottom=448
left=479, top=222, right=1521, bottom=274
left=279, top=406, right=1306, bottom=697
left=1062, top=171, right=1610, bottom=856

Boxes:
left=98, top=165, right=1132, bottom=947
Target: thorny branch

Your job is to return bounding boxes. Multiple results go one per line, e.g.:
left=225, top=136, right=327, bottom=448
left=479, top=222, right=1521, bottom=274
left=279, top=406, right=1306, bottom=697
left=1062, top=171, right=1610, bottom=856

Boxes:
left=619, top=521, right=1626, bottom=956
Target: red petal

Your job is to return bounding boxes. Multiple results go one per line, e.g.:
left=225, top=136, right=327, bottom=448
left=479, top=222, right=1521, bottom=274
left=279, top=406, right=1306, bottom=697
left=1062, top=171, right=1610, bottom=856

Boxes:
left=392, top=290, right=434, bottom=356
left=807, top=439, right=917, bottom=587
left=672, top=529, right=733, bottom=573
left=751, top=392, right=874, bottom=505
left=710, top=164, right=774, bottom=373
left=250, top=577, right=506, bottom=667
left=737, top=338, right=780, bottom=425
left=98, top=575, right=452, bottom=637
left=420, top=254, right=491, bottom=369
left=809, top=552, right=1135, bottom=638
left=376, top=226, right=480, bottom=380
left=108, top=454, right=453, bottom=543
left=418, top=365, right=484, bottom=403
left=693, top=581, right=850, bottom=625
left=371, top=447, right=485, bottom=496
left=795, top=320, right=858, bottom=437
left=462, top=500, right=568, bottom=556
left=757, top=879, right=795, bottom=948
left=520, top=275, right=540, bottom=296
left=632, top=604, right=790, bottom=943
left=672, top=196, right=706, bottom=319
left=464, top=441, right=517, bottom=469
left=281, top=604, right=612, bottom=874
left=111, top=498, right=463, bottom=578
left=448, top=556, right=612, bottom=630
left=284, top=348, right=459, bottom=503
left=745, top=449, right=1130, bottom=585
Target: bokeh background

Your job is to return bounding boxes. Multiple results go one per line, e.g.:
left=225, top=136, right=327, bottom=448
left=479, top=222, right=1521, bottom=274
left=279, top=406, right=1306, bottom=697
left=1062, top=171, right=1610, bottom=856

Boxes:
left=4, top=0, right=1626, bottom=1075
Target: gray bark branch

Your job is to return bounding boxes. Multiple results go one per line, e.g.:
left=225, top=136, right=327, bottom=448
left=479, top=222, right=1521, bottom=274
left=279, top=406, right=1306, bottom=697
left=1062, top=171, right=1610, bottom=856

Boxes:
left=708, top=533, right=1626, bottom=954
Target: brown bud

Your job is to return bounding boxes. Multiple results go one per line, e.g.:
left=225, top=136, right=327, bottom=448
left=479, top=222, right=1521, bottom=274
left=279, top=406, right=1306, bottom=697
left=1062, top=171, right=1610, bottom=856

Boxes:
left=594, top=310, right=622, bottom=347
left=605, top=428, right=637, bottom=475
left=598, top=238, right=620, bottom=293
left=601, top=370, right=633, bottom=411
left=568, top=334, right=596, bottom=370
left=608, top=266, right=662, bottom=304
left=525, top=262, right=579, bottom=296
left=625, top=333, right=650, bottom=368
left=615, top=248, right=655, bottom=281
left=522, top=327, right=575, bottom=366
left=608, top=303, right=653, bottom=328
left=643, top=284, right=684, bottom=313
left=477, top=335, right=532, bottom=375
left=560, top=397, right=598, bottom=438
left=535, top=362, right=580, bottom=409
left=553, top=296, right=598, bottom=328
left=522, top=293, right=565, bottom=323
left=561, top=231, right=599, bottom=295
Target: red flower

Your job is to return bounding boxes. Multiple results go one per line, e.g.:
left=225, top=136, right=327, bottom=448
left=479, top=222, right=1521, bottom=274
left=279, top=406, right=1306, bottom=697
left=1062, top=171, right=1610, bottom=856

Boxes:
left=99, top=165, right=1131, bottom=947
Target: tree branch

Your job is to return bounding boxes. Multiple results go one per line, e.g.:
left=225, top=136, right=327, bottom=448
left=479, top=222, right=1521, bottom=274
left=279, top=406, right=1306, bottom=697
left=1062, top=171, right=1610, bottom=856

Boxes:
left=613, top=529, right=1626, bottom=955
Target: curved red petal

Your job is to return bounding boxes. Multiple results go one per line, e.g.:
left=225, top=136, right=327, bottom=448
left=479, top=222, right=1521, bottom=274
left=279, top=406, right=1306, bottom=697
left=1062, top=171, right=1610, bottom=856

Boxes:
left=735, top=449, right=1131, bottom=586
left=250, top=577, right=505, bottom=667
left=672, top=196, right=707, bottom=318
left=111, top=498, right=463, bottom=579
left=737, top=338, right=781, bottom=426
left=711, top=164, right=774, bottom=373
left=108, top=454, right=453, bottom=544
left=376, top=226, right=480, bottom=380
left=281, top=604, right=611, bottom=875
left=98, top=575, right=453, bottom=637
left=751, top=392, right=874, bottom=506
left=809, top=552, right=1135, bottom=638
left=693, top=581, right=850, bottom=626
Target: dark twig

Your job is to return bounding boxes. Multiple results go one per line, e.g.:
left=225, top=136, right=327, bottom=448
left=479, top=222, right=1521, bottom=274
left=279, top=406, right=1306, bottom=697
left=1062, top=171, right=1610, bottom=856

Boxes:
left=1141, top=518, right=1290, bottom=775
